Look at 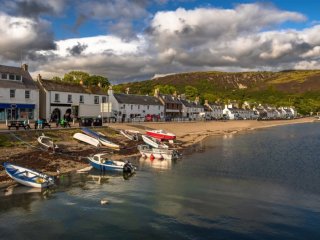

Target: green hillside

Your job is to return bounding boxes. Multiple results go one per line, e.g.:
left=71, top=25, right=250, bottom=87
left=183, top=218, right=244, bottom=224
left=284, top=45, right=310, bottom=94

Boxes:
left=113, top=70, right=320, bottom=114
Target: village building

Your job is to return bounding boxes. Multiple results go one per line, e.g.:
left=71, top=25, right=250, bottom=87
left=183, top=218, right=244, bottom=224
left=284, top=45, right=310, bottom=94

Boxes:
left=204, top=100, right=223, bottom=119
left=0, top=64, right=39, bottom=121
left=155, top=89, right=182, bottom=119
left=37, top=75, right=108, bottom=121
left=108, top=87, right=164, bottom=122
left=179, top=96, right=204, bottom=119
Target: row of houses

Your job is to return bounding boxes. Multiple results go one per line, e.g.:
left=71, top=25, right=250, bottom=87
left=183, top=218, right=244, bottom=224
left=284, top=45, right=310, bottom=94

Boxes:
left=0, top=63, right=297, bottom=122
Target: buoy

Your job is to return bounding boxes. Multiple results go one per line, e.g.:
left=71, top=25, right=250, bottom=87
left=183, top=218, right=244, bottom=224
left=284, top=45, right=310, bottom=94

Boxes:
left=101, top=199, right=109, bottom=205
left=150, top=154, right=155, bottom=160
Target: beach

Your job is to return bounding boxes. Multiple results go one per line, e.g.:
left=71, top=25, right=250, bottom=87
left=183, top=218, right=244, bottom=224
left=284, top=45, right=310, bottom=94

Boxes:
left=0, top=117, right=315, bottom=187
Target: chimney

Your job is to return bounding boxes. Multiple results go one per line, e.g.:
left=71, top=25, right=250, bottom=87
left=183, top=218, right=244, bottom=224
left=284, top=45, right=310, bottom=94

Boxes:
left=173, top=91, right=177, bottom=97
left=37, top=74, right=42, bottom=81
left=154, top=88, right=159, bottom=97
left=79, top=80, right=83, bottom=85
left=98, top=82, right=101, bottom=87
left=205, top=100, right=208, bottom=105
left=195, top=96, right=200, bottom=104
left=21, top=63, right=28, bottom=72
left=108, top=85, right=113, bottom=96
left=125, top=87, right=130, bottom=94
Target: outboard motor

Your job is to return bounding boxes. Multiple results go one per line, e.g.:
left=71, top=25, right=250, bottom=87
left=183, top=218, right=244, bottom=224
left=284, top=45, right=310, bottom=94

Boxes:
left=123, top=161, right=135, bottom=174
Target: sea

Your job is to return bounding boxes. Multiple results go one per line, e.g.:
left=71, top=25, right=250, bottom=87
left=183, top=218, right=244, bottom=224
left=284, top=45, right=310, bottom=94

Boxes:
left=0, top=123, right=320, bottom=240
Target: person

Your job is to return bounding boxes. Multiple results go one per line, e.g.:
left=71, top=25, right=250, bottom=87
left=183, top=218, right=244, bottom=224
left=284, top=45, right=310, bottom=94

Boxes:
left=37, top=118, right=43, bottom=129
left=23, top=119, right=31, bottom=130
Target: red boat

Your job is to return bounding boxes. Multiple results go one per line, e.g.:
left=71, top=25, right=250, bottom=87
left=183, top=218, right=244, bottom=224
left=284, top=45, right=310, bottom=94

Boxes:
left=146, top=130, right=176, bottom=140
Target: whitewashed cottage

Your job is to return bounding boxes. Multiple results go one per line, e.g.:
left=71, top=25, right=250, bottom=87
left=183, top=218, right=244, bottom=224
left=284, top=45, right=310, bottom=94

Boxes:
left=0, top=64, right=39, bottom=121
left=204, top=100, right=223, bottom=119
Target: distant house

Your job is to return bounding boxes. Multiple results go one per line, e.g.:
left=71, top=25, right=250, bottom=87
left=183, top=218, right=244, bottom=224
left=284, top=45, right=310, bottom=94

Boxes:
left=155, top=89, right=182, bottom=118
left=108, top=86, right=164, bottom=122
left=180, top=96, right=204, bottom=119
left=204, top=100, right=223, bottom=119
left=0, top=64, right=39, bottom=121
left=37, top=75, right=107, bottom=121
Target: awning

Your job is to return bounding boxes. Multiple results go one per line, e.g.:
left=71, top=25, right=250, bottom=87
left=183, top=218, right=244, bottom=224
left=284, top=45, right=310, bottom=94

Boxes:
left=0, top=103, right=35, bottom=109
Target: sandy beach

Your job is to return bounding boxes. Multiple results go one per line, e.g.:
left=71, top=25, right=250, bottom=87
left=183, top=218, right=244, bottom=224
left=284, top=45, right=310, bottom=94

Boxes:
left=0, top=117, right=315, bottom=187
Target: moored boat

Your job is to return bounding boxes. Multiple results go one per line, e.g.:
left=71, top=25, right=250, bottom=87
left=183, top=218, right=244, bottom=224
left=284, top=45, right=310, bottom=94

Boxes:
left=146, top=129, right=176, bottom=140
left=37, top=134, right=58, bottom=151
left=87, top=154, right=135, bottom=173
left=142, top=135, right=168, bottom=149
left=3, top=162, right=54, bottom=188
left=73, top=133, right=101, bottom=147
left=138, top=145, right=179, bottom=160
left=82, top=127, right=120, bottom=149
left=120, top=130, right=139, bottom=141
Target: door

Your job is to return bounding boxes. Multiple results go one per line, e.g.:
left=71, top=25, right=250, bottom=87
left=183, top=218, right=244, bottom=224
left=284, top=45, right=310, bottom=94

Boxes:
left=7, top=108, right=17, bottom=120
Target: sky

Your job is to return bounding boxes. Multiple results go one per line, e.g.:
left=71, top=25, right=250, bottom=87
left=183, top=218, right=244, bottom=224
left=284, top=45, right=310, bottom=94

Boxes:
left=1, top=0, right=320, bottom=83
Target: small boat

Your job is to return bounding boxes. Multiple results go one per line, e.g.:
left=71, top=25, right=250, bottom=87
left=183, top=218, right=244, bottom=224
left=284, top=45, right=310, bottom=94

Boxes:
left=146, top=129, right=176, bottom=140
left=142, top=135, right=168, bottom=149
left=120, top=130, right=139, bottom=141
left=138, top=145, right=179, bottom=160
left=73, top=133, right=101, bottom=147
left=87, top=154, right=135, bottom=173
left=37, top=134, right=58, bottom=151
left=81, top=128, right=120, bottom=149
left=3, top=162, right=54, bottom=188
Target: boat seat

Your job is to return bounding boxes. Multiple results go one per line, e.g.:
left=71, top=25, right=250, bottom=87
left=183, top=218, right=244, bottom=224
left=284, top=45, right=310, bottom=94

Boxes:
left=14, top=171, right=27, bottom=176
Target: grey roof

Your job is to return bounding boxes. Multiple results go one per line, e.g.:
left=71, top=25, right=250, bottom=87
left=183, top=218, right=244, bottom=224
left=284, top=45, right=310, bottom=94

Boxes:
left=39, top=79, right=107, bottom=95
left=180, top=99, right=203, bottom=109
left=114, top=93, right=163, bottom=105
left=159, top=94, right=182, bottom=104
left=0, top=64, right=38, bottom=90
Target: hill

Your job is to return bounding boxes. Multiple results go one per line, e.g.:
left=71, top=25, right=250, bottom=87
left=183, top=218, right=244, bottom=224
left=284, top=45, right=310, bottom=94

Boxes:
left=113, top=70, right=320, bottom=114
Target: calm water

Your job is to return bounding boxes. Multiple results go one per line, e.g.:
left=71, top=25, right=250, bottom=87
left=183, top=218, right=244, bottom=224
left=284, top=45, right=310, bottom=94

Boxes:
left=1, top=123, right=320, bottom=240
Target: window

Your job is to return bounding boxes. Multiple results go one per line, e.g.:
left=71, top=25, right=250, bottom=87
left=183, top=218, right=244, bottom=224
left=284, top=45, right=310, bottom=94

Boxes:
left=80, top=95, right=84, bottom=103
left=131, top=105, right=133, bottom=110
left=138, top=105, right=140, bottom=110
left=1, top=73, right=7, bottom=79
left=158, top=106, right=161, bottom=110
left=10, top=89, right=15, bottom=98
left=9, top=74, right=15, bottom=80
left=16, top=75, right=21, bottom=81
left=147, top=105, right=149, bottom=110
left=68, top=94, right=72, bottom=103
left=54, top=93, right=60, bottom=102
left=94, top=96, right=99, bottom=104
left=102, top=96, right=106, bottom=103
left=25, top=90, right=30, bottom=99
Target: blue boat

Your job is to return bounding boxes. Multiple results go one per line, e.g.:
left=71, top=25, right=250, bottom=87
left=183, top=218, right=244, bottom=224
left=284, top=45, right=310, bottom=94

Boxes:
left=3, top=162, right=54, bottom=188
left=81, top=128, right=120, bottom=149
left=87, top=154, right=135, bottom=173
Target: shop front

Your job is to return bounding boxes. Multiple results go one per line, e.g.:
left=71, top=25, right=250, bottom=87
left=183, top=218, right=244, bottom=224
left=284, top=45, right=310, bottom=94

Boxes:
left=0, top=103, right=35, bottom=121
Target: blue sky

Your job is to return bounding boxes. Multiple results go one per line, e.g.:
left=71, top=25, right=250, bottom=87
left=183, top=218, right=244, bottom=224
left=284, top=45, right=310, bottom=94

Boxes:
left=0, top=0, right=320, bottom=82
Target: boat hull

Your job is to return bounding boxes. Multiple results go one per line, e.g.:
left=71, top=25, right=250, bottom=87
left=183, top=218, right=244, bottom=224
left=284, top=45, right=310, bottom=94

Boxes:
left=142, top=135, right=168, bottom=148
left=88, top=157, right=134, bottom=173
left=146, top=131, right=176, bottom=140
left=73, top=133, right=100, bottom=147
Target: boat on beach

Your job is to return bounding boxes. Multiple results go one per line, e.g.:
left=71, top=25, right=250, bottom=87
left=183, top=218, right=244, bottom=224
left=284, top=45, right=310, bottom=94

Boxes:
left=120, top=130, right=140, bottom=141
left=81, top=127, right=120, bottom=149
left=146, top=129, right=176, bottom=140
left=73, top=133, right=101, bottom=147
left=37, top=134, right=58, bottom=151
left=142, top=135, right=168, bottom=149
left=3, top=162, right=54, bottom=188
left=138, top=145, right=179, bottom=160
left=87, top=154, right=135, bottom=173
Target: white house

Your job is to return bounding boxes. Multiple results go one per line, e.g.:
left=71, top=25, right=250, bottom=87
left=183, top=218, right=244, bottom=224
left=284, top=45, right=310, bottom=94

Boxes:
left=180, top=97, right=204, bottom=119
left=37, top=75, right=108, bottom=121
left=108, top=86, right=164, bottom=122
left=223, top=104, right=237, bottom=120
left=204, top=100, right=223, bottom=119
left=0, top=64, right=39, bottom=121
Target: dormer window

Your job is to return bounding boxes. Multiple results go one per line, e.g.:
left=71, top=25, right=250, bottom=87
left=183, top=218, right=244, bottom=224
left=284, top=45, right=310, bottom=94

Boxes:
left=1, top=73, right=7, bottom=79
left=9, top=74, right=15, bottom=80
left=16, top=75, right=21, bottom=81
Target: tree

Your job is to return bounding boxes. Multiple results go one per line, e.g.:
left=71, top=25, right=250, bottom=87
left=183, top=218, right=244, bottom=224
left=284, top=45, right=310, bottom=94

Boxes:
left=63, top=71, right=90, bottom=83
left=154, top=84, right=176, bottom=94
left=86, top=75, right=109, bottom=88
left=52, top=76, right=62, bottom=81
left=185, top=85, right=198, bottom=100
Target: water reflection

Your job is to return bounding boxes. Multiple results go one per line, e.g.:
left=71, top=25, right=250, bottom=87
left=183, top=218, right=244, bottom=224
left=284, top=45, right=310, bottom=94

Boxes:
left=139, top=157, right=172, bottom=170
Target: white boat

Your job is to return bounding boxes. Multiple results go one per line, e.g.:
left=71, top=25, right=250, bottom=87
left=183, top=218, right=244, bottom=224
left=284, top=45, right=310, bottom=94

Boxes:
left=73, top=133, right=101, bottom=147
left=37, top=134, right=58, bottom=151
left=139, top=157, right=172, bottom=170
left=142, top=135, right=168, bottom=149
left=3, top=162, right=54, bottom=188
left=120, top=130, right=139, bottom=141
left=81, top=128, right=120, bottom=149
left=138, top=145, right=179, bottom=160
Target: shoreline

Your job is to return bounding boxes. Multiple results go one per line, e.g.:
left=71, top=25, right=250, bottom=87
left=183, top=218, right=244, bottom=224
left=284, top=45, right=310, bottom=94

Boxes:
left=0, top=117, right=315, bottom=189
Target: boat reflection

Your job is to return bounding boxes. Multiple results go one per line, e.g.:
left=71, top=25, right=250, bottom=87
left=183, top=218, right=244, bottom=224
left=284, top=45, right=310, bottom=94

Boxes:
left=86, top=169, right=135, bottom=184
left=139, top=157, right=172, bottom=170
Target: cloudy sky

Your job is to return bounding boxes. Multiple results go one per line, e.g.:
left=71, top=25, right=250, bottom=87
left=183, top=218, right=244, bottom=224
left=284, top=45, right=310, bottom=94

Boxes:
left=1, top=0, right=320, bottom=83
